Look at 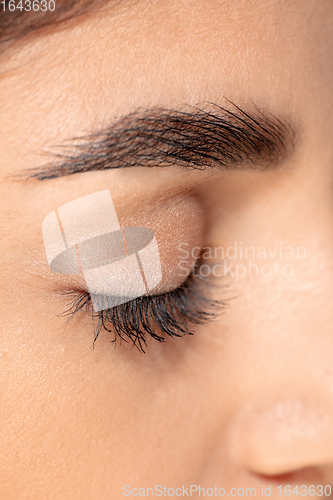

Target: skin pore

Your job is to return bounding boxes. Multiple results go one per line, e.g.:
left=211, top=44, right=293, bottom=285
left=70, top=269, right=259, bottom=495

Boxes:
left=1, top=0, right=333, bottom=498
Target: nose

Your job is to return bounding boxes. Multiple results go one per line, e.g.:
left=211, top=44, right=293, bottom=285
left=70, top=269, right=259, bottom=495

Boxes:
left=229, top=396, right=333, bottom=476
left=223, top=218, right=333, bottom=479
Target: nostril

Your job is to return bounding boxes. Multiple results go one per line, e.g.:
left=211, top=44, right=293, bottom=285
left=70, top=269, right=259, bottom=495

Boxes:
left=251, top=470, right=333, bottom=499
left=253, top=465, right=327, bottom=486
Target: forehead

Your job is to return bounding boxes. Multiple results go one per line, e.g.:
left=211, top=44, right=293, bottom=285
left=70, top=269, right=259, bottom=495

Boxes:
left=0, top=0, right=332, bottom=179
left=1, top=0, right=329, bottom=96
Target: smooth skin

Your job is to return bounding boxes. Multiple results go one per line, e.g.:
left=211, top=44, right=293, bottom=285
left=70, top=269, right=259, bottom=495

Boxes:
left=1, top=0, right=333, bottom=498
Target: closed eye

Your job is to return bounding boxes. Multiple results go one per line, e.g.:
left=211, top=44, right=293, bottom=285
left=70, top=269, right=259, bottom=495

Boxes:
left=59, top=268, right=228, bottom=353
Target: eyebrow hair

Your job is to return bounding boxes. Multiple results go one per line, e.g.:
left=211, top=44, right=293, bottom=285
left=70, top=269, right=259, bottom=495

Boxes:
left=22, top=100, right=296, bottom=181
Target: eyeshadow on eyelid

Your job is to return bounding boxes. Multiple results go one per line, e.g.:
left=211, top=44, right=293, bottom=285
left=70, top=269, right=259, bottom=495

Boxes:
left=42, top=190, right=162, bottom=311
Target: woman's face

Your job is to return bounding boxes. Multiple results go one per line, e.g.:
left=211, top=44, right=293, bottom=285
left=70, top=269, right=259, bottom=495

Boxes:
left=1, top=0, right=333, bottom=498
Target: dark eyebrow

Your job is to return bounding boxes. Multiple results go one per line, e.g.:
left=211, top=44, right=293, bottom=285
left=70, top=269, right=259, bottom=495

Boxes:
left=21, top=100, right=296, bottom=181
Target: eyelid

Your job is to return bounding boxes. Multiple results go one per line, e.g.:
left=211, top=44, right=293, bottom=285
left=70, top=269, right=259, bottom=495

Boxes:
left=40, top=191, right=226, bottom=351
left=42, top=191, right=205, bottom=301
left=43, top=189, right=164, bottom=312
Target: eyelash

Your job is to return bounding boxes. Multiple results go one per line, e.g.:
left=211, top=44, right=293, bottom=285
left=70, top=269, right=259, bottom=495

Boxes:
left=60, top=268, right=227, bottom=353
